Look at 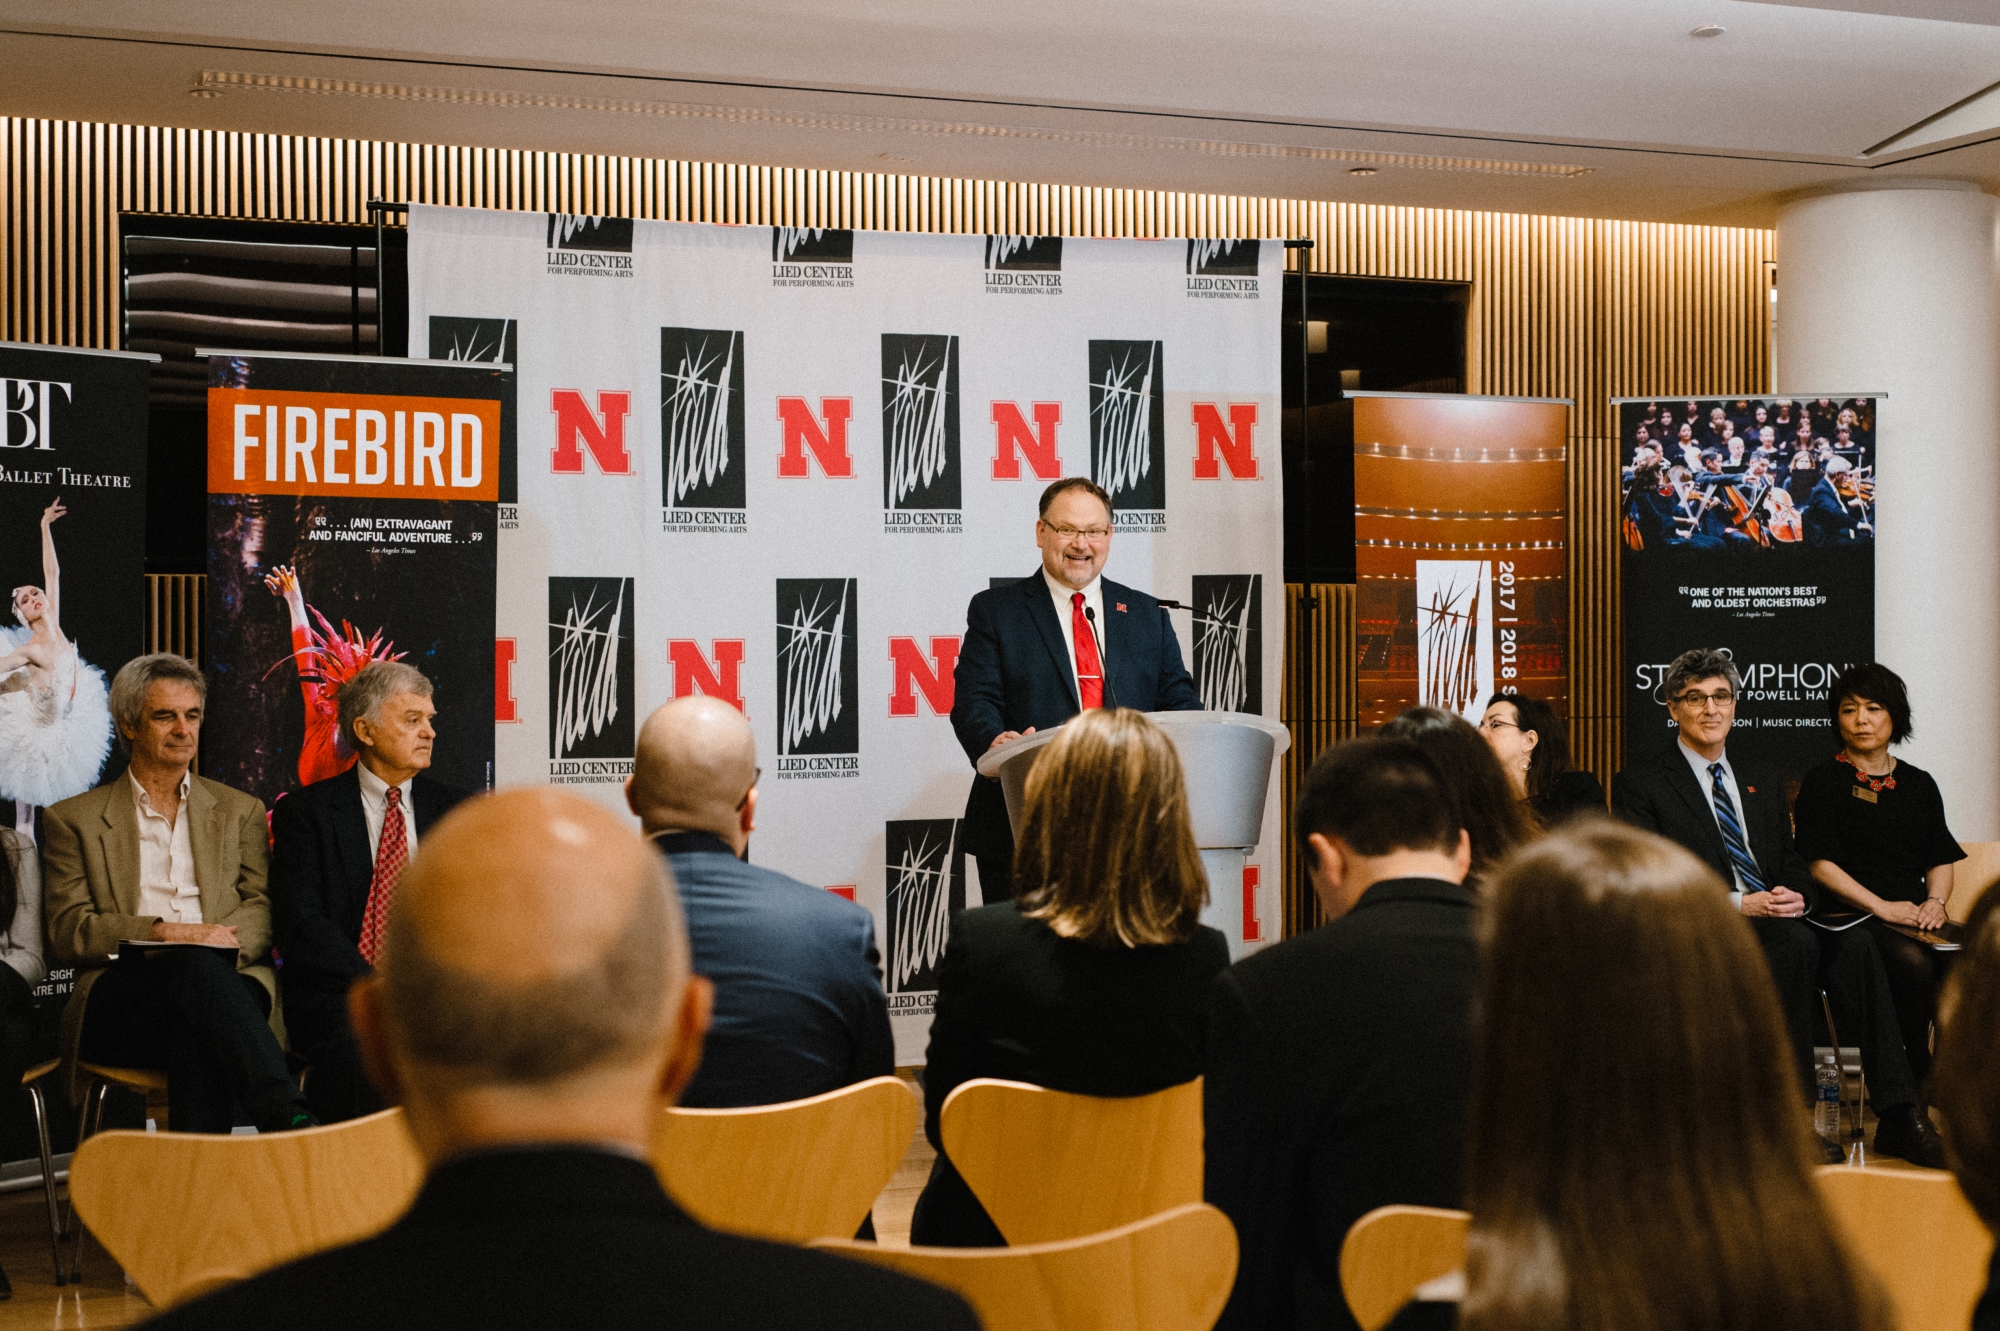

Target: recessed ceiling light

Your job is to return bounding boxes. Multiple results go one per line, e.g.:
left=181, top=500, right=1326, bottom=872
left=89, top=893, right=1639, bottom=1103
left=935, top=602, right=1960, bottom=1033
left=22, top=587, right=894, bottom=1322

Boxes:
left=1348, top=167, right=1378, bottom=177
left=1691, top=23, right=1725, bottom=36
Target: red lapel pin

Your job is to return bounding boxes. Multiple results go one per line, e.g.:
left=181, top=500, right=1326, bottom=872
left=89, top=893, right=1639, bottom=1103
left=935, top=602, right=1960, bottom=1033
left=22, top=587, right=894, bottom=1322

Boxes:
left=1116, top=602, right=1127, bottom=612
left=1746, top=785, right=1757, bottom=794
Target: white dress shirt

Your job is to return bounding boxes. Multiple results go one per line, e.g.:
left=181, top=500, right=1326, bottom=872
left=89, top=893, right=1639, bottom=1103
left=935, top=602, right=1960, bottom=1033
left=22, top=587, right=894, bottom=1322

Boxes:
left=1678, top=738, right=1753, bottom=905
left=1042, top=568, right=1107, bottom=707
left=133, top=768, right=203, bottom=924
left=356, top=760, right=417, bottom=863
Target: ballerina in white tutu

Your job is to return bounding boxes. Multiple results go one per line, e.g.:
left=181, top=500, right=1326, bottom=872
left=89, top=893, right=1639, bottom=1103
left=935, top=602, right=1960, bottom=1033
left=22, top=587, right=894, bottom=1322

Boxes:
left=0, top=499, right=112, bottom=811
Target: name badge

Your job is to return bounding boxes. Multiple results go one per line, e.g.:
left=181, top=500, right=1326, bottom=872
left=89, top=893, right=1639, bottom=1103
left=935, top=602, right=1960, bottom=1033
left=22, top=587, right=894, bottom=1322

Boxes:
left=1852, top=785, right=1878, bottom=804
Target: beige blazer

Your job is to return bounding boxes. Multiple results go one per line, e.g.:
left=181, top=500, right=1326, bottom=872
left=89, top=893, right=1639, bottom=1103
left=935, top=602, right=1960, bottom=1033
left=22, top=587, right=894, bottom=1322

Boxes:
left=41, top=772, right=282, bottom=1103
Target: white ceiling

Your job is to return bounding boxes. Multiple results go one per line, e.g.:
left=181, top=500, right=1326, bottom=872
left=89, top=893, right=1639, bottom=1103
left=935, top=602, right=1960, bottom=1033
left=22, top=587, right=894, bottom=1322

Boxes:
left=3, top=0, right=1998, bottom=225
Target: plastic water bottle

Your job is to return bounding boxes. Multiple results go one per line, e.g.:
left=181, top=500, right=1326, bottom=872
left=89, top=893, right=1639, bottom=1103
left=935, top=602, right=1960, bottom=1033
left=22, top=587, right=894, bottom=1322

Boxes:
left=1815, top=1051, right=1843, bottom=1142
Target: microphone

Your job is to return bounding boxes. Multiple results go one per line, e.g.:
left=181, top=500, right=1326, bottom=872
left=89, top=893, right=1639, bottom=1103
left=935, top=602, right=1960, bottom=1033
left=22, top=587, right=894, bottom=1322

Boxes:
left=1154, top=599, right=1192, bottom=611
left=1083, top=605, right=1119, bottom=710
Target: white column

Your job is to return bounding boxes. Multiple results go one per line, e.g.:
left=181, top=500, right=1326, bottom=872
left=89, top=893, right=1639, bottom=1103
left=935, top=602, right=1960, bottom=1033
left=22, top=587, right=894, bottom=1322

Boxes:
left=1776, top=182, right=2000, bottom=838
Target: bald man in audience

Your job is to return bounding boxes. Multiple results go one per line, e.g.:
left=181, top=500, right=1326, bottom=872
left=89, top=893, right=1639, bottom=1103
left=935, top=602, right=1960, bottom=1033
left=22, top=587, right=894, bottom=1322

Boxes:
left=627, top=696, right=894, bottom=1108
left=139, top=790, right=978, bottom=1331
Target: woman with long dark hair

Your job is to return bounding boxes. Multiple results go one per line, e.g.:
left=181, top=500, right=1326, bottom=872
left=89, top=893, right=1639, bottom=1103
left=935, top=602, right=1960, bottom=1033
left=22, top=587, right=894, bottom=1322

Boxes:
left=1934, top=889, right=2000, bottom=1330
left=1381, top=708, right=1535, bottom=883
left=1477, top=693, right=1605, bottom=826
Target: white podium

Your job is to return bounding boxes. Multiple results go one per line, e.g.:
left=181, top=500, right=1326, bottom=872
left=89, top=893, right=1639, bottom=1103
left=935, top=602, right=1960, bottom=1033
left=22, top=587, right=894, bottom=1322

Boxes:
left=974, top=710, right=1291, bottom=958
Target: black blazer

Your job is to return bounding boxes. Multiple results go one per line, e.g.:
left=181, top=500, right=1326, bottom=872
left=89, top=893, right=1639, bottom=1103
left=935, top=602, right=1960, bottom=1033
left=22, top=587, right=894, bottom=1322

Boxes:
left=949, top=570, right=1202, bottom=859
left=270, top=767, right=467, bottom=1042
left=1205, top=877, right=1479, bottom=1331
left=1611, top=745, right=1814, bottom=904
left=136, top=1149, right=978, bottom=1331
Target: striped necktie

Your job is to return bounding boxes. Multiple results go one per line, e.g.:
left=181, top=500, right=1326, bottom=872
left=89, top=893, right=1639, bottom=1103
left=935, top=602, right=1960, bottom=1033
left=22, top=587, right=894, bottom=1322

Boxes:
left=1707, top=762, right=1768, bottom=895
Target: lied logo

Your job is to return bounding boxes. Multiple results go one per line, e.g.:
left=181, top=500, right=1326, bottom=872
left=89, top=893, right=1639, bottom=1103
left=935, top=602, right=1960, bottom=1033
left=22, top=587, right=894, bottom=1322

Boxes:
left=1192, top=575, right=1263, bottom=714
left=546, top=215, right=635, bottom=278
left=547, top=576, right=636, bottom=782
left=1186, top=239, right=1261, bottom=300
left=881, top=333, right=961, bottom=532
left=430, top=316, right=519, bottom=505
left=884, top=818, right=965, bottom=1001
left=772, top=228, right=855, bottom=289
left=660, top=327, right=747, bottom=533
left=983, top=236, right=1062, bottom=296
left=1087, top=340, right=1167, bottom=528
left=774, top=577, right=860, bottom=778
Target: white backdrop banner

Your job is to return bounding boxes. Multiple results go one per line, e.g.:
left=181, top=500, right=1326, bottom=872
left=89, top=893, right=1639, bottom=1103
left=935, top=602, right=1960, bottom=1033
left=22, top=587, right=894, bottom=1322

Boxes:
left=407, top=207, right=1284, bottom=1059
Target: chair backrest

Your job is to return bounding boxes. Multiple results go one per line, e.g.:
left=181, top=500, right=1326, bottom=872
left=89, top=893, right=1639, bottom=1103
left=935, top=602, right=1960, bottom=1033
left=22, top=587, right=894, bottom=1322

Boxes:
left=939, top=1077, right=1203, bottom=1245
left=813, top=1201, right=1236, bottom=1331
left=652, top=1074, right=917, bottom=1243
left=1816, top=1165, right=1995, bottom=1330
left=69, top=1107, right=425, bottom=1307
left=1339, top=1205, right=1471, bottom=1331
left=1952, top=842, right=2000, bottom=924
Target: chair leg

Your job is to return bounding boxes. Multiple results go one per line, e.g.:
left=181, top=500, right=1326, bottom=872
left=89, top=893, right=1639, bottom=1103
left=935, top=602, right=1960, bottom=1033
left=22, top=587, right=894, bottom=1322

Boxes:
left=27, top=1082, right=61, bottom=1287
left=63, top=1079, right=106, bottom=1286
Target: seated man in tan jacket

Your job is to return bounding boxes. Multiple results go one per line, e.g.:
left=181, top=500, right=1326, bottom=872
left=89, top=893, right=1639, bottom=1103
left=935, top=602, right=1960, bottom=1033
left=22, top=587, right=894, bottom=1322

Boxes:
left=43, top=653, right=312, bottom=1133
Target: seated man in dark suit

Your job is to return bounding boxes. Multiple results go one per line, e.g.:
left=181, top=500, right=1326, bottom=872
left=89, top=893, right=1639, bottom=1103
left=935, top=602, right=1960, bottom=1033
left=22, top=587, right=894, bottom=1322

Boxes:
left=271, top=661, right=467, bottom=1122
left=1613, top=647, right=1942, bottom=1167
left=950, top=475, right=1202, bottom=899
left=1205, top=737, right=1478, bottom=1331
left=140, top=789, right=978, bottom=1331
left=626, top=695, right=893, bottom=1108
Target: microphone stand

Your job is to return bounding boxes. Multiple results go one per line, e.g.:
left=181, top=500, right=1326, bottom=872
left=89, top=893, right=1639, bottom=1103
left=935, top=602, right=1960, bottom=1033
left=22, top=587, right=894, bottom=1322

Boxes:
left=1083, top=605, right=1120, bottom=710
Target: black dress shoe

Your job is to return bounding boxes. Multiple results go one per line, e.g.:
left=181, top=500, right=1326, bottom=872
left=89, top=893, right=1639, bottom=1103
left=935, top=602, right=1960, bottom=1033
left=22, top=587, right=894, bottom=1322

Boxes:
left=1817, top=1135, right=1846, bottom=1164
left=1873, top=1104, right=1948, bottom=1169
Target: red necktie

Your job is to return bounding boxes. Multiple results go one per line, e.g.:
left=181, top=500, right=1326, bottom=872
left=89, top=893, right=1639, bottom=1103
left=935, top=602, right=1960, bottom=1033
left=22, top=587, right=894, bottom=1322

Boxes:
left=358, top=787, right=408, bottom=966
left=1071, top=592, right=1104, bottom=709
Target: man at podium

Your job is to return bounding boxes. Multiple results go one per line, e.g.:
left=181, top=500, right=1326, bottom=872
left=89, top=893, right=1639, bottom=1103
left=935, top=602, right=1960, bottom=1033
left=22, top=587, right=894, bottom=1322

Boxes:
left=950, top=477, right=1201, bottom=901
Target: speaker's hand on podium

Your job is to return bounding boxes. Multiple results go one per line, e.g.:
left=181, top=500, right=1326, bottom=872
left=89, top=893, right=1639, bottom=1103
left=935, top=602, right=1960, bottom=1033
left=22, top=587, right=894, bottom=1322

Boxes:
left=988, top=727, right=1037, bottom=750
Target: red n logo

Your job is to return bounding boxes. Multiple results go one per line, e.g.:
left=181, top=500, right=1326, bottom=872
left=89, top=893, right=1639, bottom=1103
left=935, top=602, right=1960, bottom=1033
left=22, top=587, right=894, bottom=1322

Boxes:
left=550, top=389, right=633, bottom=474
left=1243, top=864, right=1263, bottom=942
left=494, top=639, right=519, bottom=724
left=668, top=639, right=746, bottom=712
left=888, top=636, right=961, bottom=717
left=1192, top=402, right=1260, bottom=480
left=776, top=397, right=855, bottom=478
left=991, top=401, right=1062, bottom=480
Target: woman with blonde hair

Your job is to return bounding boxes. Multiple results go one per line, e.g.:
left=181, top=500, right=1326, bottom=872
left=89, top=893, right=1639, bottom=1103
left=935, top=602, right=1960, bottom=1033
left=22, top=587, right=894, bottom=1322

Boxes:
left=1393, top=821, right=1888, bottom=1330
left=910, top=707, right=1229, bottom=1246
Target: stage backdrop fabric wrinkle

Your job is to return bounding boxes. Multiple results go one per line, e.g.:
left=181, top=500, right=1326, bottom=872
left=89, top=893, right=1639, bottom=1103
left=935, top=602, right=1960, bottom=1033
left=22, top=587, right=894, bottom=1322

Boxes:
left=407, top=208, right=1285, bottom=1059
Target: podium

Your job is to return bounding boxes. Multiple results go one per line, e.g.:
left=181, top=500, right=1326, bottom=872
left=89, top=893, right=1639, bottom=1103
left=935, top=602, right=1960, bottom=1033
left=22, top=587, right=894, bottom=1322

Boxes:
left=975, top=711, right=1291, bottom=958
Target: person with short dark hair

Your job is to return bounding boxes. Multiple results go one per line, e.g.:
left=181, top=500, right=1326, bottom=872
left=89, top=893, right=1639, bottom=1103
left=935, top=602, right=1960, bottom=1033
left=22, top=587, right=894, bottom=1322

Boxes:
left=1794, top=662, right=1963, bottom=1102
left=1381, top=707, right=1534, bottom=882
left=913, top=708, right=1228, bottom=1247
left=1933, top=890, right=2000, bottom=1331
left=1206, top=737, right=1477, bottom=1331
left=1478, top=692, right=1606, bottom=825
left=138, top=789, right=979, bottom=1331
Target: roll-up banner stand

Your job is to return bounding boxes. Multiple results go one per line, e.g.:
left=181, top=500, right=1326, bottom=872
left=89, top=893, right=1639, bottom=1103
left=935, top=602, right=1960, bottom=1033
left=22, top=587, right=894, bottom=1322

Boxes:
left=406, top=208, right=1286, bottom=1059
left=1617, top=395, right=1876, bottom=781
left=202, top=351, right=503, bottom=809
left=1349, top=392, right=1571, bottom=731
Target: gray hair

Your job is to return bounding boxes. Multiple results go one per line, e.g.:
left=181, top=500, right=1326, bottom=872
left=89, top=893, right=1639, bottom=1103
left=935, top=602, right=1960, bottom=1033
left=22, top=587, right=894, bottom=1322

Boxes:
left=109, top=654, right=207, bottom=737
left=337, top=661, right=433, bottom=753
left=1664, top=648, right=1741, bottom=701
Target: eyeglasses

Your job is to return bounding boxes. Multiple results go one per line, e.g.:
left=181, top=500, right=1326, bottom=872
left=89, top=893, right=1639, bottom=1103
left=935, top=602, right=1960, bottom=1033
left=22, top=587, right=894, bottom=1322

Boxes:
left=1042, top=523, right=1112, bottom=542
left=735, top=767, right=762, bottom=812
left=1674, top=690, right=1737, bottom=710
left=1477, top=718, right=1519, bottom=734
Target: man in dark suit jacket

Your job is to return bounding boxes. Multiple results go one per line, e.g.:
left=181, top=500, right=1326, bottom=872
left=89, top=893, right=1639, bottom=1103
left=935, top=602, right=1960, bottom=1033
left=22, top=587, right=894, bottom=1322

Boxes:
left=141, top=789, right=976, bottom=1331
left=272, top=662, right=466, bottom=1122
left=1206, top=738, right=1478, bottom=1331
left=627, top=695, right=893, bottom=1109
left=950, top=476, right=1202, bottom=899
left=1613, top=647, right=1942, bottom=1167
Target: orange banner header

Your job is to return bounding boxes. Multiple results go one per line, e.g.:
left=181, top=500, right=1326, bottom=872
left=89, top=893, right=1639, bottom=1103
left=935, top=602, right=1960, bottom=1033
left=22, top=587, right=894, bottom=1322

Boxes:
left=207, top=387, right=501, bottom=501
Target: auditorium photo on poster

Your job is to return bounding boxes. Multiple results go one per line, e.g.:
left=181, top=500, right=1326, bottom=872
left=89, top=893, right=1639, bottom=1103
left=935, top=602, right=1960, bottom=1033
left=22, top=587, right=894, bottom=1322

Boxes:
left=0, top=342, right=153, bottom=815
left=204, top=352, right=503, bottom=807
left=1350, top=392, right=1570, bottom=731
left=1618, top=395, right=1875, bottom=780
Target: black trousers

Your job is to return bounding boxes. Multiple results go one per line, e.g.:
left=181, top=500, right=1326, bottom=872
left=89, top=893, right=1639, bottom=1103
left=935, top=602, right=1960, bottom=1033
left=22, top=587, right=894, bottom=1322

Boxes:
left=910, top=1152, right=1006, bottom=1248
left=1862, top=917, right=1952, bottom=1094
left=78, top=950, right=304, bottom=1133
left=1750, top=916, right=1919, bottom=1111
left=0, top=965, right=36, bottom=1100
left=288, top=993, right=385, bottom=1125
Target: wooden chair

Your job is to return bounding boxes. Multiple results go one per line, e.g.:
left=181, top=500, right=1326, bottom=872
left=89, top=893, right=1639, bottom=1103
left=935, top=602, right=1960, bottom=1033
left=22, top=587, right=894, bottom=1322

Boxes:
left=1339, top=1205, right=1470, bottom=1331
left=939, top=1077, right=1203, bottom=1245
left=65, top=1061, right=172, bottom=1282
left=1816, top=1165, right=1995, bottom=1331
left=813, top=1201, right=1237, bottom=1331
left=1952, top=841, right=2000, bottom=924
left=67, top=1106, right=424, bottom=1307
left=652, top=1075, right=916, bottom=1244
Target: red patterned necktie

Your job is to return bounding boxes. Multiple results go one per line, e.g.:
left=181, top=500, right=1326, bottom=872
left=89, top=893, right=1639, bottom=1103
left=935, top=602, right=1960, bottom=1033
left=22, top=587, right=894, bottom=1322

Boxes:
left=1071, top=592, right=1104, bottom=709
left=358, top=787, right=408, bottom=966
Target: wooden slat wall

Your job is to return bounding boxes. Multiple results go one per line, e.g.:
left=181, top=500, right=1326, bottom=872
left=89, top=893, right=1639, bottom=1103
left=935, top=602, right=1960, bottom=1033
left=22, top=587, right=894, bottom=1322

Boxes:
left=144, top=573, right=204, bottom=664
left=5, top=118, right=1775, bottom=935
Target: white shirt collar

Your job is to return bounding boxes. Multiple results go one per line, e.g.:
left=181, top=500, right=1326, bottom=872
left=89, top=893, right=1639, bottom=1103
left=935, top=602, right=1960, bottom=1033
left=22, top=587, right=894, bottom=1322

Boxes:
left=355, top=759, right=410, bottom=804
left=130, top=766, right=191, bottom=815
left=1678, top=736, right=1730, bottom=781
left=1042, top=567, right=1102, bottom=604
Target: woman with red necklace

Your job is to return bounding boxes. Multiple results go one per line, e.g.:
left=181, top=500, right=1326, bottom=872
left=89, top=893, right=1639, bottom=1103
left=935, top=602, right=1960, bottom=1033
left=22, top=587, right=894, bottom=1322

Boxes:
left=1793, top=662, right=1964, bottom=1101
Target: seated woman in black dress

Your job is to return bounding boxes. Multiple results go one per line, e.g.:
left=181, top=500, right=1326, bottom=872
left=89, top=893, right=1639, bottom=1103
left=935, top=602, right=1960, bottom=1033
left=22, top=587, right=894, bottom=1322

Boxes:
left=1793, top=662, right=1964, bottom=1098
left=1477, top=693, right=1606, bottom=826
left=910, top=707, right=1230, bottom=1247
left=1934, top=890, right=2000, bottom=1331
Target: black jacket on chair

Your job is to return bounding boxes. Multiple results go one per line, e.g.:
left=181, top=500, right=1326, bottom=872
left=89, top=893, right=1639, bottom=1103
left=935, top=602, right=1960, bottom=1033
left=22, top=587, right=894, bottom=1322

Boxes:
left=136, top=1149, right=980, bottom=1331
left=1610, top=747, right=1814, bottom=903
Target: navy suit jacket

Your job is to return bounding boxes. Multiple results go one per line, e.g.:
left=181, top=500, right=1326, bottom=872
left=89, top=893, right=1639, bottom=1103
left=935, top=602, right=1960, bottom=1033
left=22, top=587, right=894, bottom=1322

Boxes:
left=950, top=569, right=1202, bottom=859
left=1611, top=746, right=1816, bottom=908
left=659, top=833, right=895, bottom=1108
left=270, top=766, right=466, bottom=1048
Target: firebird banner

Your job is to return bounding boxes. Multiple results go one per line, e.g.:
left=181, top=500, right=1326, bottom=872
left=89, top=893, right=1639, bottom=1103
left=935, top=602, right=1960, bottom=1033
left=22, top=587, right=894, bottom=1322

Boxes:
left=407, top=207, right=1284, bottom=1058
left=204, top=352, right=503, bottom=808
